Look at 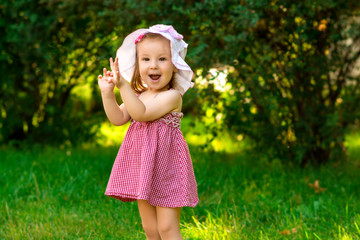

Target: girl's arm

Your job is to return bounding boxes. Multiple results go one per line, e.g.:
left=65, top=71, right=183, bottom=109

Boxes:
left=118, top=82, right=182, bottom=122
left=109, top=57, right=182, bottom=122
left=98, top=68, right=130, bottom=126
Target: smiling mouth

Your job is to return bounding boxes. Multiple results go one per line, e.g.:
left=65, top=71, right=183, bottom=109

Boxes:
left=149, top=75, right=161, bottom=80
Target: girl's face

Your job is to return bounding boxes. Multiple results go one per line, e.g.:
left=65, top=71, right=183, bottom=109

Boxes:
left=136, top=36, right=177, bottom=93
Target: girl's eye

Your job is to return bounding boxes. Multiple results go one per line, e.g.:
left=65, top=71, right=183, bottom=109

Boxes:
left=142, top=58, right=150, bottom=61
left=159, top=57, right=166, bottom=61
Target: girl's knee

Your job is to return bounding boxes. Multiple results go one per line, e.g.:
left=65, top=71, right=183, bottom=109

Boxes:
left=142, top=222, right=160, bottom=240
left=157, top=222, right=180, bottom=237
left=157, top=222, right=171, bottom=234
left=156, top=206, right=182, bottom=239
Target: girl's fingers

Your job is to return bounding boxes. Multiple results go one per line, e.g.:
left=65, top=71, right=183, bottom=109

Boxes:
left=110, top=57, right=115, bottom=71
left=110, top=57, right=119, bottom=72
left=105, top=69, right=112, bottom=77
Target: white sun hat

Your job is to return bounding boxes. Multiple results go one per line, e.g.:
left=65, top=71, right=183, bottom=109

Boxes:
left=116, top=24, right=194, bottom=95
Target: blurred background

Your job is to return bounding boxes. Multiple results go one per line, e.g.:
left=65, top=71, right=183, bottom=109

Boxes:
left=1, top=1, right=360, bottom=239
left=1, top=0, right=360, bottom=166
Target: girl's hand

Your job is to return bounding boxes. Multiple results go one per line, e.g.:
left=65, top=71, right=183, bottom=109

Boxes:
left=98, top=68, right=115, bottom=94
left=109, top=57, right=122, bottom=88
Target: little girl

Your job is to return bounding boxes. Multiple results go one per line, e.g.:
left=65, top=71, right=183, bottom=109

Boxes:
left=98, top=24, right=198, bottom=240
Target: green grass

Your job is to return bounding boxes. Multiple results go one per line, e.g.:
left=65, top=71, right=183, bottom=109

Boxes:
left=1, top=132, right=360, bottom=239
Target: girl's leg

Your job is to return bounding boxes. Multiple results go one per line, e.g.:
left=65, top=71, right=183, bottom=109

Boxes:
left=137, top=200, right=161, bottom=240
left=156, top=206, right=182, bottom=240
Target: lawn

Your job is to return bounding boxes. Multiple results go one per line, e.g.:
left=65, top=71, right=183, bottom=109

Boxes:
left=1, top=130, right=360, bottom=239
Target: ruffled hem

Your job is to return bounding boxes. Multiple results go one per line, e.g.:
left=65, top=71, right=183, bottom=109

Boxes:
left=105, top=192, right=198, bottom=208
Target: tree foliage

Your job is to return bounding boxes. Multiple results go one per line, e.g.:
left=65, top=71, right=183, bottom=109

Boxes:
left=0, top=0, right=137, bottom=145
left=1, top=0, right=360, bottom=165
left=187, top=0, right=360, bottom=165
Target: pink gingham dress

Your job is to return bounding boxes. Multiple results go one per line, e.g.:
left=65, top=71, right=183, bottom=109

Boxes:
left=105, top=112, right=198, bottom=208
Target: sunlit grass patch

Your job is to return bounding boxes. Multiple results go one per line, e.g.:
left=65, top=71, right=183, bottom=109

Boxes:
left=182, top=211, right=240, bottom=240
left=94, top=121, right=129, bottom=146
left=332, top=221, right=360, bottom=240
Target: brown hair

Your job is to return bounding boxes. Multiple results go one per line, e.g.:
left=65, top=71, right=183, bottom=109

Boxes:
left=130, top=33, right=175, bottom=94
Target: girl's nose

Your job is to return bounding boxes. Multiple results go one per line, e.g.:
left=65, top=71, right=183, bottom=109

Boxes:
left=149, top=59, right=158, bottom=69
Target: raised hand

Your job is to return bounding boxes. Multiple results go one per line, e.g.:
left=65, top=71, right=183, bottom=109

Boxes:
left=109, top=57, right=122, bottom=88
left=98, top=68, right=115, bottom=94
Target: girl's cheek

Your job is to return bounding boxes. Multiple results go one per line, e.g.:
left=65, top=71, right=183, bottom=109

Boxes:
left=139, top=62, right=148, bottom=68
